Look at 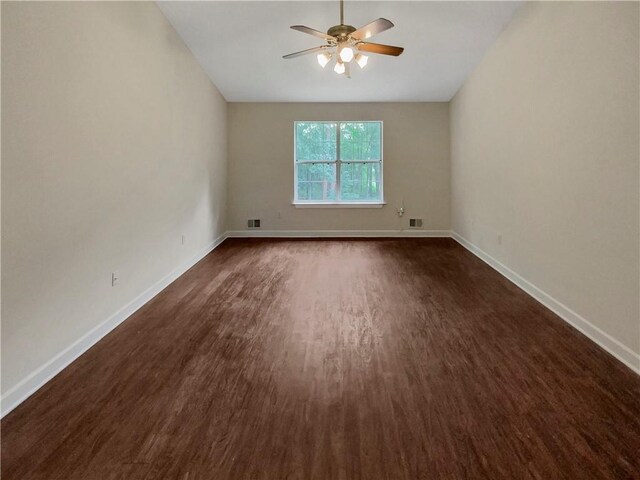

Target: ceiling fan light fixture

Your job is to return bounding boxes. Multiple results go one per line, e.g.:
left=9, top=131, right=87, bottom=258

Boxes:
left=355, top=53, right=368, bottom=69
left=317, top=52, right=332, bottom=68
left=339, top=45, right=354, bottom=63
left=284, top=0, right=404, bottom=75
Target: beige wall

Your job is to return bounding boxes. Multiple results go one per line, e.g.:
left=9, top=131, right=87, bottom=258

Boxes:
left=450, top=2, right=640, bottom=357
left=1, top=2, right=228, bottom=394
left=3, top=0, right=638, bottom=404
left=227, top=103, right=450, bottom=232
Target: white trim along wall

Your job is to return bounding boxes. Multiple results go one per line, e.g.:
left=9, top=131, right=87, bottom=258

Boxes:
left=3, top=230, right=637, bottom=418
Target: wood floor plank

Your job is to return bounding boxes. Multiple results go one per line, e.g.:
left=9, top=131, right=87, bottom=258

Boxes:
left=2, top=238, right=639, bottom=479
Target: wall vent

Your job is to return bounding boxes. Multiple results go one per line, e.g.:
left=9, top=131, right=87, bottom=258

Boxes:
left=247, top=219, right=261, bottom=229
left=409, top=218, right=423, bottom=229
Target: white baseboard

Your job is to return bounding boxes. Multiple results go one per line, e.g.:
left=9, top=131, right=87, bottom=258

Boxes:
left=0, top=232, right=228, bottom=418
left=451, top=231, right=640, bottom=374
left=4, top=229, right=637, bottom=417
left=226, top=229, right=452, bottom=238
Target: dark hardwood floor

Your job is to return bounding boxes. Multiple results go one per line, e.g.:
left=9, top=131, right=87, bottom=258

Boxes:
left=2, top=238, right=639, bottom=480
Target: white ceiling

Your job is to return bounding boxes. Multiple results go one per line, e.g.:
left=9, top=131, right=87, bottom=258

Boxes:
left=157, top=1, right=523, bottom=102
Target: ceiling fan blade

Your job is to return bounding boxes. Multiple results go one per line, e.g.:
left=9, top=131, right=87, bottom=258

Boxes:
left=357, top=42, right=404, bottom=56
left=283, top=46, right=328, bottom=59
left=290, top=25, right=334, bottom=41
left=351, top=18, right=394, bottom=40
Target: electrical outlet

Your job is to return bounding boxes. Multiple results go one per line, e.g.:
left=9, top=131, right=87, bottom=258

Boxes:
left=247, top=219, right=261, bottom=229
left=111, top=271, right=119, bottom=287
left=409, top=218, right=423, bottom=229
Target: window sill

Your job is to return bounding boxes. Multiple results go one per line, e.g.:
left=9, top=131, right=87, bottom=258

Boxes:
left=292, top=202, right=386, bottom=209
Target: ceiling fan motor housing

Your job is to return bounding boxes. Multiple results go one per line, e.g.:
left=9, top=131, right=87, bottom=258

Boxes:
left=327, top=24, right=356, bottom=41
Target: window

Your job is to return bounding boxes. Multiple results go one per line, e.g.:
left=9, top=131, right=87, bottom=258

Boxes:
left=294, top=121, right=383, bottom=205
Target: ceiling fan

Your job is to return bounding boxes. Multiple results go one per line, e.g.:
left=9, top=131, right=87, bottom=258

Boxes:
left=283, top=0, right=404, bottom=77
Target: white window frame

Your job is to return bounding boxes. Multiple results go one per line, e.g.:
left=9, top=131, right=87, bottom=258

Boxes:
left=293, top=121, right=384, bottom=208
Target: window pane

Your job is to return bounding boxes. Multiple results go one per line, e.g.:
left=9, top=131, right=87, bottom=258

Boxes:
left=340, top=122, right=381, bottom=161
left=340, top=163, right=382, bottom=201
left=297, top=163, right=337, bottom=201
left=296, top=122, right=337, bottom=161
